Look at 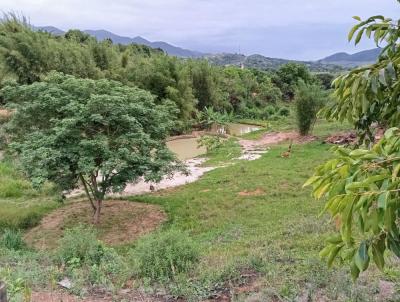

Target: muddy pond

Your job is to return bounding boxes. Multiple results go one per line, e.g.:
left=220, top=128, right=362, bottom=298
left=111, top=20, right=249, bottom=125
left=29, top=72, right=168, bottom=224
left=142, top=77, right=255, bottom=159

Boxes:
left=167, top=123, right=261, bottom=160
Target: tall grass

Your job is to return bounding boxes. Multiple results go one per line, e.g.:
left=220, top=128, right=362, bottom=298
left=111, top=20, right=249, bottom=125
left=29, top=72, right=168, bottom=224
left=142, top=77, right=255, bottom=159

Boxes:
left=0, top=161, right=59, bottom=229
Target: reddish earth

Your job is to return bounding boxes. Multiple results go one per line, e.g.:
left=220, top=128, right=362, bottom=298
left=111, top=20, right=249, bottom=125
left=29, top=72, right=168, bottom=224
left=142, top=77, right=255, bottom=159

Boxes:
left=239, top=131, right=315, bottom=150
left=31, top=289, right=164, bottom=302
left=238, top=188, right=265, bottom=196
left=24, top=200, right=167, bottom=249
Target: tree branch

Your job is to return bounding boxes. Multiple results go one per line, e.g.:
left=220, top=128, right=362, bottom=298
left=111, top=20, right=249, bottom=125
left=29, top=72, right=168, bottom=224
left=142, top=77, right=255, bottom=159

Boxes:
left=79, top=173, right=96, bottom=212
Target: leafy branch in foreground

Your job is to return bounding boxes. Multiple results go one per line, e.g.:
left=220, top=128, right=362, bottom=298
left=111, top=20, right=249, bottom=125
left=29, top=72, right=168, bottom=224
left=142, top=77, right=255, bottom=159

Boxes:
left=320, top=13, right=399, bottom=144
left=307, top=2, right=400, bottom=278
left=305, top=128, right=400, bottom=279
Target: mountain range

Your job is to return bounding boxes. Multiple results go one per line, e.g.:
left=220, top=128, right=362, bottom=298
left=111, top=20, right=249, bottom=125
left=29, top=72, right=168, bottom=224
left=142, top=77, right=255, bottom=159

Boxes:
left=318, top=48, right=381, bottom=67
left=37, top=26, right=204, bottom=58
left=36, top=26, right=381, bottom=70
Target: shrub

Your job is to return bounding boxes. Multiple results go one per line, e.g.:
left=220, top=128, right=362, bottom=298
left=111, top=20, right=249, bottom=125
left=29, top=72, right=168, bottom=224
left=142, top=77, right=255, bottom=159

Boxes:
left=278, top=107, right=290, bottom=117
left=295, top=81, right=325, bottom=136
left=197, top=135, right=223, bottom=152
left=131, top=229, right=199, bottom=282
left=265, top=105, right=276, bottom=116
left=0, top=229, right=25, bottom=250
left=57, top=225, right=105, bottom=267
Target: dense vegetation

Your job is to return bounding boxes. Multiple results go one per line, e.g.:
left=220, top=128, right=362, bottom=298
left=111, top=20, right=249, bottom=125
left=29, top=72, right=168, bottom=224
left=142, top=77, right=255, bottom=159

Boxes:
left=206, top=53, right=345, bottom=72
left=0, top=16, right=333, bottom=134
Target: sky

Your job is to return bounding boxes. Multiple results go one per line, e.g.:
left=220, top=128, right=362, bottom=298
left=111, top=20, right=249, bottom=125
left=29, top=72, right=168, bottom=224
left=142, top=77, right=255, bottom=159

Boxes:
left=2, top=0, right=400, bottom=60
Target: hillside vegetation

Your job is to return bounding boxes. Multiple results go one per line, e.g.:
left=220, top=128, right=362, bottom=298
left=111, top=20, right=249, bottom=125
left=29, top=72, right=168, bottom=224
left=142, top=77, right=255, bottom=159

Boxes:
left=1, top=5, right=400, bottom=302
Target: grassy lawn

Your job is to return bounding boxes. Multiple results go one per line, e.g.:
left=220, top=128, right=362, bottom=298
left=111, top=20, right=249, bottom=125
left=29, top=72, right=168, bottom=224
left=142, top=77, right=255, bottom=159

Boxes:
left=128, top=142, right=378, bottom=300
left=124, top=121, right=399, bottom=300
left=0, top=161, right=60, bottom=229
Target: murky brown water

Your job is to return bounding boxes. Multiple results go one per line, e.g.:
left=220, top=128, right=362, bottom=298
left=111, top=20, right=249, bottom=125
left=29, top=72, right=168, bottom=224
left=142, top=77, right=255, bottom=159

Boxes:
left=225, top=123, right=260, bottom=136
left=166, top=137, right=206, bottom=160
left=167, top=123, right=262, bottom=160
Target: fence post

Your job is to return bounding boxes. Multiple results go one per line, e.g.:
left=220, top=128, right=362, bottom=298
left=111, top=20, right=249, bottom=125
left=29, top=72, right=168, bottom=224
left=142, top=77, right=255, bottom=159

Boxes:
left=0, top=281, right=6, bottom=302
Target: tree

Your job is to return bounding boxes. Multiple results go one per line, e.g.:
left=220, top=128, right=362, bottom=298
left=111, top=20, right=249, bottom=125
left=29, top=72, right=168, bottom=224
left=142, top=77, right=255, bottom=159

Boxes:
left=276, top=63, right=314, bottom=100
left=65, top=29, right=92, bottom=44
left=315, top=73, right=335, bottom=90
left=1, top=72, right=183, bottom=224
left=295, top=81, right=326, bottom=136
left=306, top=5, right=400, bottom=278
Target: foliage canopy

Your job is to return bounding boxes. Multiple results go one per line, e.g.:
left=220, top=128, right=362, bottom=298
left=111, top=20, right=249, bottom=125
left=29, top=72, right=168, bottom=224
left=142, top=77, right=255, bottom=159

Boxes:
left=1, top=72, right=182, bottom=223
left=307, top=5, right=400, bottom=278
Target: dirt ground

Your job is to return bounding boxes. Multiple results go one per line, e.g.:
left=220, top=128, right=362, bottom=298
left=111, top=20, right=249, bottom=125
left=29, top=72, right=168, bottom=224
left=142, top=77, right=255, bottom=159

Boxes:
left=239, top=131, right=315, bottom=150
left=24, top=200, right=167, bottom=249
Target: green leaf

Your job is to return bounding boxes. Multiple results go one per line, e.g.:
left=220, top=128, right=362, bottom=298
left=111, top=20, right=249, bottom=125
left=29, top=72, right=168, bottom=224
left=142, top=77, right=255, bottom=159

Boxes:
left=388, top=235, right=400, bottom=257
left=348, top=24, right=361, bottom=41
left=303, top=176, right=321, bottom=188
left=372, top=242, right=385, bottom=271
left=391, top=163, right=400, bottom=181
left=353, top=16, right=361, bottom=21
left=327, top=245, right=342, bottom=268
left=349, top=149, right=370, bottom=157
left=378, top=191, right=389, bottom=209
left=355, top=28, right=365, bottom=45
left=379, top=68, right=387, bottom=85
left=350, top=259, right=361, bottom=280
left=355, top=241, right=370, bottom=271
left=326, top=234, right=343, bottom=244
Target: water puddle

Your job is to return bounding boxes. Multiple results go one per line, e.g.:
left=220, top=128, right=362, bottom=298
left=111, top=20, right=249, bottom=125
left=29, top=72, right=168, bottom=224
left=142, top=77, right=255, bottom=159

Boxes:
left=166, top=123, right=262, bottom=160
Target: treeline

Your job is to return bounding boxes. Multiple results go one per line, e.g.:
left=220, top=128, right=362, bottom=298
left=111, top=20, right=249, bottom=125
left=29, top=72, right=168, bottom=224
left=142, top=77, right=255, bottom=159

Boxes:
left=0, top=16, right=334, bottom=132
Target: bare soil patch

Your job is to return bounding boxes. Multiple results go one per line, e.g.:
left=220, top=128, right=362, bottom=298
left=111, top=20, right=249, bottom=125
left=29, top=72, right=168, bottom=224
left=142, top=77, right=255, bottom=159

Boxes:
left=239, top=131, right=315, bottom=150
left=203, top=269, right=261, bottom=302
left=325, top=131, right=357, bottom=145
left=31, top=289, right=165, bottom=302
left=238, top=188, right=265, bottom=196
left=24, top=200, right=166, bottom=249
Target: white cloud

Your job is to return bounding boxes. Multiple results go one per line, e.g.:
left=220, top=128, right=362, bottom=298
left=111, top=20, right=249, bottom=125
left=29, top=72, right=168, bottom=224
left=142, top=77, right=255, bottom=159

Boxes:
left=2, top=0, right=399, bottom=59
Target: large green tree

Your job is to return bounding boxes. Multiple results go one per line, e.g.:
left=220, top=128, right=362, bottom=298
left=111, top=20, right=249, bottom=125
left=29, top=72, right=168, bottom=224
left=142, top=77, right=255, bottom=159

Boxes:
left=276, top=62, right=314, bottom=100
left=1, top=72, right=183, bottom=223
left=306, top=5, right=400, bottom=278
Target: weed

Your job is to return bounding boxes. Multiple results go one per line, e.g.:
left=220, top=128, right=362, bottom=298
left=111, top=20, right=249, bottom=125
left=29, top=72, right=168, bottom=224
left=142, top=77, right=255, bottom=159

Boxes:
left=57, top=225, right=105, bottom=266
left=0, top=229, right=25, bottom=250
left=131, top=229, right=199, bottom=283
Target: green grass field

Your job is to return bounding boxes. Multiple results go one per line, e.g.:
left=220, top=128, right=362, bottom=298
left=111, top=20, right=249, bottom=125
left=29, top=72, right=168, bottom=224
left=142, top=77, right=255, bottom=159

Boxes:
left=1, top=117, right=399, bottom=301
left=0, top=161, right=60, bottom=229
left=130, top=140, right=399, bottom=300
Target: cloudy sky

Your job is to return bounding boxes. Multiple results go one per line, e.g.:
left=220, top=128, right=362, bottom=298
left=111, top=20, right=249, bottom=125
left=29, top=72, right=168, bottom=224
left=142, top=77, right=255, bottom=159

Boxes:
left=2, top=0, right=400, bottom=60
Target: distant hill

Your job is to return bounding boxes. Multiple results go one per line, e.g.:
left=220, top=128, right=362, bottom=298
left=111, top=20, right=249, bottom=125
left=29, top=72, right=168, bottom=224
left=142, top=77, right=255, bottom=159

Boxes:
left=36, top=26, right=204, bottom=58
left=319, top=48, right=381, bottom=67
left=205, top=53, right=345, bottom=72
left=34, top=25, right=65, bottom=35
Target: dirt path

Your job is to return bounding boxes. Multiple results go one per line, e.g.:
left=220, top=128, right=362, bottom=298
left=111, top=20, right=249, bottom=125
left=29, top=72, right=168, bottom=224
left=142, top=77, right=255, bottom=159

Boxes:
left=238, top=131, right=315, bottom=161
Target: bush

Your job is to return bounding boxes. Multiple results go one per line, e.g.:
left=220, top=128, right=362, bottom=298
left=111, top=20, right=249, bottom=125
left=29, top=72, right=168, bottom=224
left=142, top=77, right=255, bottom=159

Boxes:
left=57, top=225, right=105, bottom=267
left=265, top=105, right=276, bottom=116
left=0, top=229, right=25, bottom=250
left=278, top=107, right=290, bottom=117
left=197, top=135, right=223, bottom=152
left=131, top=229, right=199, bottom=282
left=295, top=81, right=325, bottom=136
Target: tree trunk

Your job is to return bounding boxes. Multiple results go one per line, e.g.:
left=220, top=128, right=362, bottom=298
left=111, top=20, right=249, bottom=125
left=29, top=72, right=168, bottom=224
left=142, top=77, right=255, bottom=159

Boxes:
left=93, top=199, right=102, bottom=225
left=0, top=281, right=7, bottom=302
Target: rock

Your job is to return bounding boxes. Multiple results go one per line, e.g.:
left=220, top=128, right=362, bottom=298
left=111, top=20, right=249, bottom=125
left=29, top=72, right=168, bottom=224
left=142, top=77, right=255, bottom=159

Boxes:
left=58, top=277, right=72, bottom=289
